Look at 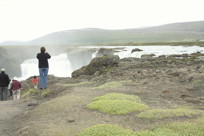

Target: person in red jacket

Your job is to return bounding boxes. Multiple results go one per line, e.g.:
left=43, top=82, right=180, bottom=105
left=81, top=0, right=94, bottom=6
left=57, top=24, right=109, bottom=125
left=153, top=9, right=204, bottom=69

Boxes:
left=11, top=77, right=21, bottom=100
left=32, top=75, right=38, bottom=89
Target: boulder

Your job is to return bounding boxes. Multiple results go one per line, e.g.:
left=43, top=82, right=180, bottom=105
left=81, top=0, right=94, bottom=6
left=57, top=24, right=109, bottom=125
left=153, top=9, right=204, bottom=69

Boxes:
left=131, top=48, right=143, bottom=53
left=72, top=55, right=119, bottom=78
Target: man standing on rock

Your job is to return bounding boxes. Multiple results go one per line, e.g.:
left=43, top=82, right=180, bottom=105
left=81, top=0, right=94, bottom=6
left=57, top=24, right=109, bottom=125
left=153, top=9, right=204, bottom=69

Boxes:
left=0, top=68, right=10, bottom=101
left=37, top=47, right=51, bottom=90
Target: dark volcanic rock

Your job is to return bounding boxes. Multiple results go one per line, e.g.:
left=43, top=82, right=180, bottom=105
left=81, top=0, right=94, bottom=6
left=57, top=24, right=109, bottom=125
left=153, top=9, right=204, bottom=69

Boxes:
left=72, top=55, right=119, bottom=78
left=131, top=48, right=143, bottom=53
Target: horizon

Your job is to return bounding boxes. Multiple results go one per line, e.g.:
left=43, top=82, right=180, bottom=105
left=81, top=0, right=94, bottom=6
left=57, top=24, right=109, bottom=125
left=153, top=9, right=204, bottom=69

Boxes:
left=1, top=0, right=204, bottom=43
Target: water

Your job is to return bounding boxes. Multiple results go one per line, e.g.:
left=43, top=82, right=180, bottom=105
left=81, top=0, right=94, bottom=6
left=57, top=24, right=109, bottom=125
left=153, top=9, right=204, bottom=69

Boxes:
left=115, top=46, right=204, bottom=58
left=20, top=53, right=71, bottom=80
left=83, top=45, right=204, bottom=58
left=20, top=46, right=204, bottom=80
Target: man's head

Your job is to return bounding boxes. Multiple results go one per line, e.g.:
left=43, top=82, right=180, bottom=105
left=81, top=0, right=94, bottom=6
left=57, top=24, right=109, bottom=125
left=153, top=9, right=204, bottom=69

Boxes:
left=40, top=47, right=46, bottom=53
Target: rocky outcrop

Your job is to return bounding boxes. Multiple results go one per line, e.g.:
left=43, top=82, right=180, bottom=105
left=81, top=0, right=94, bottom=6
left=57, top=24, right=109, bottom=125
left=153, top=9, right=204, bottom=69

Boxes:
left=141, top=54, right=155, bottom=59
left=96, top=48, right=115, bottom=57
left=72, top=55, right=120, bottom=78
left=131, top=48, right=143, bottom=53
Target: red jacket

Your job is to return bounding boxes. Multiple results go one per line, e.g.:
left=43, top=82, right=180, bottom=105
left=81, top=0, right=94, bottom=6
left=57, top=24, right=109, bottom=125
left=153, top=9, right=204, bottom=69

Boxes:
left=32, top=78, right=38, bottom=84
left=11, top=80, right=21, bottom=91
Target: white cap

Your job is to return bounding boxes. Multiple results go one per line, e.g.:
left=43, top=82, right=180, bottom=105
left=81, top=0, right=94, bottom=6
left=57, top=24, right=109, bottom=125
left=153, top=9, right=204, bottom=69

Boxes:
left=13, top=77, right=17, bottom=80
left=1, top=68, right=5, bottom=72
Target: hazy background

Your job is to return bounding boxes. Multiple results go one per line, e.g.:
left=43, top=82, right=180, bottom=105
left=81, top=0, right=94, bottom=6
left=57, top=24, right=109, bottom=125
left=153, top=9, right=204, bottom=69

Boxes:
left=0, top=0, right=204, bottom=42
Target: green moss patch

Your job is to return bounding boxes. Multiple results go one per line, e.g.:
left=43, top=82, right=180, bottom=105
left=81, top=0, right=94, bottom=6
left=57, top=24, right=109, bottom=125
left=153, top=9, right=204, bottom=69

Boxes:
left=41, top=89, right=53, bottom=97
left=93, top=93, right=141, bottom=102
left=22, top=89, right=53, bottom=98
left=136, top=128, right=179, bottom=136
left=164, top=122, right=204, bottom=136
left=87, top=93, right=148, bottom=114
left=21, top=89, right=39, bottom=98
left=136, top=108, right=202, bottom=119
left=197, top=114, right=204, bottom=123
left=135, top=122, right=204, bottom=136
left=76, top=124, right=136, bottom=136
left=137, top=108, right=201, bottom=119
left=77, top=122, right=204, bottom=136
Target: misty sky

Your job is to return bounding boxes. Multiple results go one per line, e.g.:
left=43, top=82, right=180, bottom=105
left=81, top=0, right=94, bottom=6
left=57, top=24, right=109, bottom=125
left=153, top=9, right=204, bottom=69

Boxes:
left=0, top=0, right=204, bottom=42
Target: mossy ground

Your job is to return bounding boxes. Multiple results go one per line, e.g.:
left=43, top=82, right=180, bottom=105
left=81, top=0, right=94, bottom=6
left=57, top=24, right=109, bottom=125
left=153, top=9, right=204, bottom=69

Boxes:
left=76, top=124, right=136, bottom=136
left=87, top=93, right=148, bottom=114
left=15, top=78, right=204, bottom=136
left=77, top=122, right=204, bottom=136
left=21, top=88, right=53, bottom=99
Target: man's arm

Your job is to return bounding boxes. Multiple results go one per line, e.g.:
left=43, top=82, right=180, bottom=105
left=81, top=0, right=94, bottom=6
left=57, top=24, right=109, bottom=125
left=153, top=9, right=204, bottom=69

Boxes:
left=46, top=53, right=51, bottom=59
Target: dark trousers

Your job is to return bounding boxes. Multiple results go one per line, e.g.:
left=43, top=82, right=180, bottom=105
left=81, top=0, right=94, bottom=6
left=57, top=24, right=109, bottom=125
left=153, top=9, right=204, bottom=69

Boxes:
left=0, top=87, right=8, bottom=101
left=9, top=89, right=13, bottom=96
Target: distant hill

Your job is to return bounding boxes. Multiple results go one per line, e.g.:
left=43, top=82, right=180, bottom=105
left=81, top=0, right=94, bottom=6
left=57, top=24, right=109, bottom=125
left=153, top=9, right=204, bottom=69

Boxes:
left=0, top=40, right=28, bottom=46
left=1, top=20, right=204, bottom=46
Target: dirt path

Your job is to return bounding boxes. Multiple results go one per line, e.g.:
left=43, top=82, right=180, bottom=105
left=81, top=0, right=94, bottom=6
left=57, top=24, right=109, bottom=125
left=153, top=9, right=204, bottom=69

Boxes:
left=0, top=99, right=35, bottom=136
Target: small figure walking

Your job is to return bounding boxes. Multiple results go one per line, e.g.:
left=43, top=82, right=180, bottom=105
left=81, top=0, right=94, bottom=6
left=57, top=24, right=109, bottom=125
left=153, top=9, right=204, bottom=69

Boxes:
left=11, top=77, right=21, bottom=100
left=0, top=68, right=10, bottom=101
left=32, top=75, right=38, bottom=89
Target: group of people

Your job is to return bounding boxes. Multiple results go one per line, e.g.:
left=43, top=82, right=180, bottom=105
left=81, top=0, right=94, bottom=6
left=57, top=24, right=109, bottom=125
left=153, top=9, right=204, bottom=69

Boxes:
left=0, top=69, right=21, bottom=101
left=0, top=47, right=51, bottom=101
